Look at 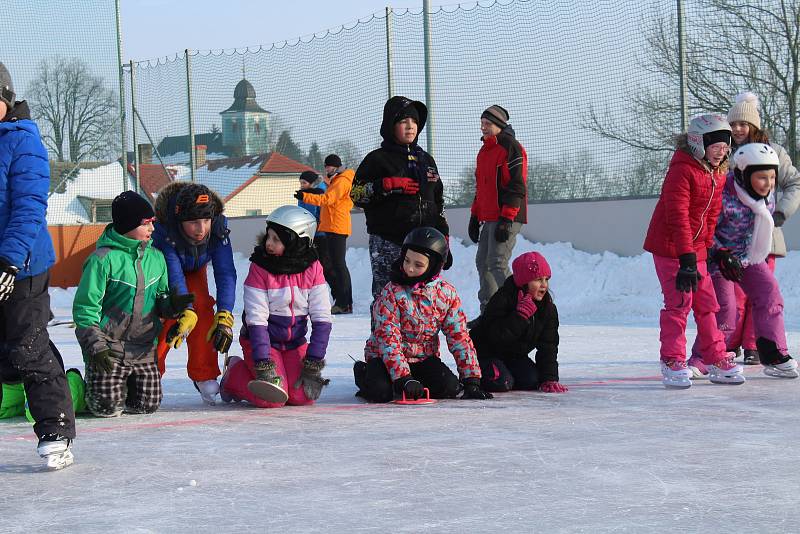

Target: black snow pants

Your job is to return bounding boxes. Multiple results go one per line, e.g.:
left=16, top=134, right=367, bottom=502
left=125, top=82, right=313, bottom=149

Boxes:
left=354, top=356, right=461, bottom=403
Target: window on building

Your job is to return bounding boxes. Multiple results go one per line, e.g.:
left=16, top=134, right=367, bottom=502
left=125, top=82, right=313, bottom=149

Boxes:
left=245, top=209, right=262, bottom=217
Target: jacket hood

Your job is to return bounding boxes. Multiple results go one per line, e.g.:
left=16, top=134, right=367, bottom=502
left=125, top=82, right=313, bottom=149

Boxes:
left=154, top=181, right=225, bottom=224
left=380, top=96, right=427, bottom=144
left=0, top=101, right=37, bottom=134
left=97, top=224, right=150, bottom=253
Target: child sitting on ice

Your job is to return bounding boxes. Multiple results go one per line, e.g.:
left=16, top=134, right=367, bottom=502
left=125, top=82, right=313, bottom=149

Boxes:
left=698, top=143, right=798, bottom=379
left=353, top=227, right=492, bottom=402
left=220, top=205, right=332, bottom=407
left=469, top=251, right=567, bottom=393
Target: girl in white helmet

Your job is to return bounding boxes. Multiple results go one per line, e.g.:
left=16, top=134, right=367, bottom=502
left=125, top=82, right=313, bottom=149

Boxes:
left=701, top=144, right=798, bottom=378
left=643, top=114, right=745, bottom=388
left=219, top=205, right=333, bottom=407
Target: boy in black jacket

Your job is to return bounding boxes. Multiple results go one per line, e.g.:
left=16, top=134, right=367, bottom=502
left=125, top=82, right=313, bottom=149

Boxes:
left=351, top=96, right=450, bottom=304
left=469, top=251, right=567, bottom=393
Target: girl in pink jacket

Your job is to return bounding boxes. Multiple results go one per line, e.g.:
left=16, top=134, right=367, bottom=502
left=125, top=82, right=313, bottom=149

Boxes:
left=220, top=206, right=332, bottom=407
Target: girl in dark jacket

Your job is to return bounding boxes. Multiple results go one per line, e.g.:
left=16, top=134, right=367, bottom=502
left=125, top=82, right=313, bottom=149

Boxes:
left=469, top=251, right=567, bottom=393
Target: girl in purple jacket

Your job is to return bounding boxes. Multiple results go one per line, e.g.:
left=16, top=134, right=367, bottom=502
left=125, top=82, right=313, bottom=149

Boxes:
left=220, top=206, right=333, bottom=407
left=702, top=143, right=798, bottom=379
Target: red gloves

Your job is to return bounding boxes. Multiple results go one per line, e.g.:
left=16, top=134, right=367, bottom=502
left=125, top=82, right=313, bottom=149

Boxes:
left=516, top=290, right=537, bottom=320
left=382, top=177, right=419, bottom=195
left=539, top=381, right=568, bottom=393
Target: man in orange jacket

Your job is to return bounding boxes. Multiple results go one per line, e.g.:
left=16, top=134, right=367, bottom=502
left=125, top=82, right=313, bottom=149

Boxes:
left=295, top=154, right=354, bottom=314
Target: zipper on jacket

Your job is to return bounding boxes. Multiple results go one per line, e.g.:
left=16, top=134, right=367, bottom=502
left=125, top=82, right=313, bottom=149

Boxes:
left=694, top=169, right=716, bottom=241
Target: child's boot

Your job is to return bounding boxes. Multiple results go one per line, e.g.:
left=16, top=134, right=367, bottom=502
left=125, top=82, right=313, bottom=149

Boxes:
left=708, top=353, right=745, bottom=385
left=219, top=356, right=244, bottom=402
left=37, top=433, right=74, bottom=470
left=661, top=359, right=692, bottom=389
left=756, top=338, right=799, bottom=378
left=686, top=355, right=708, bottom=379
left=248, top=360, right=288, bottom=404
left=194, top=379, right=220, bottom=406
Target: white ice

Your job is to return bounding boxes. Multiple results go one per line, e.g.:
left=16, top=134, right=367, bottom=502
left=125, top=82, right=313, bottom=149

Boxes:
left=4, top=237, right=800, bottom=532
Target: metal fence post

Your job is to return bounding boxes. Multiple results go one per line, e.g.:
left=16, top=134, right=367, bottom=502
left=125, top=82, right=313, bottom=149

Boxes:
left=115, top=0, right=128, bottom=190
left=185, top=49, right=196, bottom=182
left=422, top=0, right=434, bottom=157
left=129, top=60, right=140, bottom=194
left=677, top=0, right=688, bottom=132
left=386, top=6, right=394, bottom=99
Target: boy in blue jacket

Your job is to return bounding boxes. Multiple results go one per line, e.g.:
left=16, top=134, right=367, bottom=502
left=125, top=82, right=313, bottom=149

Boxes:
left=0, top=62, right=75, bottom=469
left=153, top=182, right=237, bottom=405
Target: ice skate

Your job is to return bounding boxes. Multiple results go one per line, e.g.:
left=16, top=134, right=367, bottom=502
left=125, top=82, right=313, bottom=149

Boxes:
left=219, top=356, right=243, bottom=403
left=248, top=360, right=288, bottom=404
left=37, top=434, right=74, bottom=471
left=194, top=379, right=220, bottom=406
left=708, top=354, right=746, bottom=385
left=661, top=359, right=692, bottom=389
left=743, top=349, right=760, bottom=365
left=763, top=357, right=799, bottom=379
left=686, top=355, right=708, bottom=379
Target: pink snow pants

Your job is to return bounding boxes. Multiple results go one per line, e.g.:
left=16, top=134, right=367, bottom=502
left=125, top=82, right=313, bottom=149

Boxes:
left=221, top=338, right=312, bottom=408
left=653, top=254, right=727, bottom=364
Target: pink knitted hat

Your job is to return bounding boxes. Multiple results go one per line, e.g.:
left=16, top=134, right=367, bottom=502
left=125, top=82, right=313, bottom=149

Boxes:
left=512, top=252, right=551, bottom=287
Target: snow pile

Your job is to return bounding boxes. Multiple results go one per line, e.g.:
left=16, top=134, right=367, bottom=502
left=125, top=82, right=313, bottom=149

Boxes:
left=50, top=235, right=800, bottom=328
left=47, top=162, right=127, bottom=224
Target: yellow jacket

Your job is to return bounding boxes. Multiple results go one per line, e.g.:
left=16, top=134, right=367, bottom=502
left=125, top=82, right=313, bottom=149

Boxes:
left=300, top=169, right=355, bottom=236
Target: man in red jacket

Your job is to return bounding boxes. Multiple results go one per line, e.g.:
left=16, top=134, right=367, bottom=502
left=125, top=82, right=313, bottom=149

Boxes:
left=468, top=105, right=528, bottom=313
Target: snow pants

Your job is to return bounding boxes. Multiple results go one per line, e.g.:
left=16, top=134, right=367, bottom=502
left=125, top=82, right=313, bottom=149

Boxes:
left=353, top=356, right=461, bottom=403
left=85, top=355, right=162, bottom=417
left=731, top=256, right=776, bottom=351
left=327, top=232, right=353, bottom=308
left=0, top=271, right=75, bottom=439
left=476, top=220, right=523, bottom=312
left=368, top=234, right=402, bottom=301
left=157, top=267, right=220, bottom=382
left=220, top=338, right=312, bottom=408
left=652, top=255, right=727, bottom=364
left=478, top=356, right=539, bottom=392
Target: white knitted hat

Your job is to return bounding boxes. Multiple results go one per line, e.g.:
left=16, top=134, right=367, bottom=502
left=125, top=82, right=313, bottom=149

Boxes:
left=727, top=91, right=761, bottom=130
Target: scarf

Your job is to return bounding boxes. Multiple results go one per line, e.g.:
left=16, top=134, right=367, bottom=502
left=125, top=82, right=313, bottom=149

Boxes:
left=249, top=244, right=318, bottom=275
left=733, top=182, right=774, bottom=265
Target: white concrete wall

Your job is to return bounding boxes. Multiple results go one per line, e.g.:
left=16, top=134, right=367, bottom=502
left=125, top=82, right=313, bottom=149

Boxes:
left=227, top=198, right=800, bottom=257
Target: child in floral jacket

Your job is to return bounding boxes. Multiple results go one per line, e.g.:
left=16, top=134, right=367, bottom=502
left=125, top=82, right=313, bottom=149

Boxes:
left=354, top=227, right=491, bottom=402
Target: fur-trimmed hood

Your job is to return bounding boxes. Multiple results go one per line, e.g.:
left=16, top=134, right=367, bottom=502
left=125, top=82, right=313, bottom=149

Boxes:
left=154, top=181, right=225, bottom=224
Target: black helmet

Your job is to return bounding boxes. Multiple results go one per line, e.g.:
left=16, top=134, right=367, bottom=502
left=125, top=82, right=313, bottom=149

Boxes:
left=401, top=227, right=448, bottom=276
left=174, top=183, right=217, bottom=221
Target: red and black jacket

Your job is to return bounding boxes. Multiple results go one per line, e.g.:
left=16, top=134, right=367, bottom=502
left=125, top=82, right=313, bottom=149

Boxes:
left=471, top=130, right=528, bottom=223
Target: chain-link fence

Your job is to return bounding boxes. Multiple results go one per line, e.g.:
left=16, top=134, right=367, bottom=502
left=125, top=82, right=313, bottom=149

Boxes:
left=4, top=0, right=799, bottom=225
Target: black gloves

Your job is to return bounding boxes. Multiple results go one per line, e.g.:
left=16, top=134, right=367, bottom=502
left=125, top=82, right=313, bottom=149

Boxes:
left=0, top=257, right=18, bottom=303
left=293, top=190, right=305, bottom=201
left=773, top=211, right=786, bottom=227
left=87, top=349, right=117, bottom=373
left=676, top=253, right=700, bottom=293
left=461, top=377, right=493, bottom=399
left=712, top=248, right=743, bottom=282
left=494, top=217, right=512, bottom=243
left=293, top=358, right=330, bottom=401
left=394, top=375, right=424, bottom=400
left=468, top=215, right=481, bottom=244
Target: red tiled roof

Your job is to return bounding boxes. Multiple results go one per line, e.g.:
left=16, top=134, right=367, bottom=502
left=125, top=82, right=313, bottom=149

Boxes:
left=128, top=163, right=175, bottom=201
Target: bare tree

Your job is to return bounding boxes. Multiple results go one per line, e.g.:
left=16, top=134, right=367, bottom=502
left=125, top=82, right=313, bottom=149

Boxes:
left=585, top=0, right=800, bottom=161
left=28, top=57, right=119, bottom=162
left=324, top=139, right=363, bottom=170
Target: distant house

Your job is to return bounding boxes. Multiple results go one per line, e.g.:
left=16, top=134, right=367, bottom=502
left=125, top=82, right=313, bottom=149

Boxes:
left=128, top=150, right=316, bottom=217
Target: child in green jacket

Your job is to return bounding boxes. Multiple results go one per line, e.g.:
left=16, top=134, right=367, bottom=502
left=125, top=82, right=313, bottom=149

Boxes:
left=73, top=191, right=191, bottom=417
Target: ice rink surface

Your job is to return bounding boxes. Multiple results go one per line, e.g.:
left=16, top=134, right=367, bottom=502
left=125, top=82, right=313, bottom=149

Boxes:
left=4, top=315, right=800, bottom=533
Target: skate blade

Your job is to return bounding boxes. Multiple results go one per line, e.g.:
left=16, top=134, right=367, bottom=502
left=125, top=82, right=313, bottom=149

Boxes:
left=763, top=368, right=800, bottom=379
left=43, top=450, right=74, bottom=471
left=662, top=380, right=692, bottom=389
left=709, top=376, right=746, bottom=385
left=247, top=380, right=289, bottom=403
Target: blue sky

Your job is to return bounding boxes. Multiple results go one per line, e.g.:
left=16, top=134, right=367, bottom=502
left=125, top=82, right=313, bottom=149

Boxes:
left=121, top=0, right=422, bottom=62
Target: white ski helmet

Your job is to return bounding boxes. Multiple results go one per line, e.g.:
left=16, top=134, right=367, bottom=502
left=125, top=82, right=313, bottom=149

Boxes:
left=265, top=205, right=317, bottom=242
left=686, top=113, right=732, bottom=160
left=733, top=142, right=779, bottom=174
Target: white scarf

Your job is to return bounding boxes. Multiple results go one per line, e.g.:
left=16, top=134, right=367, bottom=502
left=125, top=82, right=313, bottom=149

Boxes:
left=733, top=182, right=774, bottom=265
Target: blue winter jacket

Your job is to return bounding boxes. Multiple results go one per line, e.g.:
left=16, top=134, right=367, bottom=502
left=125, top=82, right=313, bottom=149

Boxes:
left=297, top=178, right=327, bottom=236
left=0, top=102, right=55, bottom=279
left=152, top=182, right=236, bottom=313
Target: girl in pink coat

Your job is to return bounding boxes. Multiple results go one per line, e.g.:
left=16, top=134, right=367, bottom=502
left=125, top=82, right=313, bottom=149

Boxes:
left=220, top=206, right=332, bottom=407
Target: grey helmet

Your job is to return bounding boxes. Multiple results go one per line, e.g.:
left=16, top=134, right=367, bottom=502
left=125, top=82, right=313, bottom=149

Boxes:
left=265, top=205, right=317, bottom=242
left=686, top=113, right=731, bottom=160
